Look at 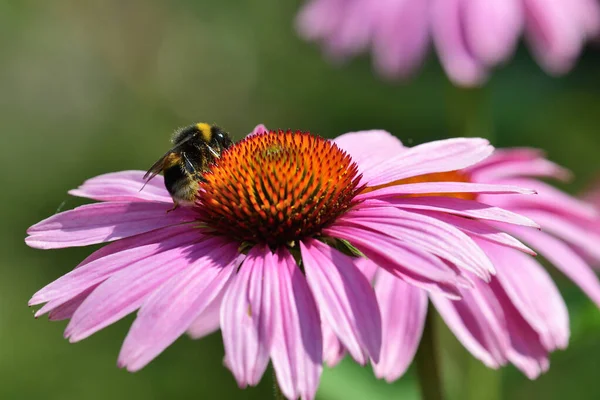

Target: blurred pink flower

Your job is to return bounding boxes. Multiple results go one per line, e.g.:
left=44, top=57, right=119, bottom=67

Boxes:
left=26, top=126, right=536, bottom=399
left=296, top=0, right=600, bottom=86
left=332, top=132, right=600, bottom=380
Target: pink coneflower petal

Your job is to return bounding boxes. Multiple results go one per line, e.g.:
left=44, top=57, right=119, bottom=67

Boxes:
left=221, top=245, right=277, bottom=388
left=65, top=236, right=231, bottom=343
left=300, top=239, right=382, bottom=364
left=370, top=196, right=540, bottom=228
left=358, top=182, right=535, bottom=199
left=333, top=130, right=404, bottom=174
left=30, top=225, right=201, bottom=307
left=45, top=285, right=99, bottom=321
left=372, top=270, right=427, bottom=382
left=482, top=242, right=569, bottom=351
left=26, top=202, right=196, bottom=249
left=69, top=171, right=172, bottom=203
left=523, top=210, right=600, bottom=261
left=322, top=321, right=345, bottom=367
left=482, top=178, right=598, bottom=220
left=118, top=245, right=239, bottom=372
left=339, top=206, right=495, bottom=280
left=431, top=281, right=510, bottom=368
left=325, top=224, right=463, bottom=298
left=491, top=279, right=551, bottom=379
left=510, top=227, right=600, bottom=307
left=469, top=158, right=571, bottom=182
left=363, top=138, right=493, bottom=186
left=270, top=248, right=322, bottom=400
left=186, top=291, right=226, bottom=339
left=420, top=210, right=535, bottom=254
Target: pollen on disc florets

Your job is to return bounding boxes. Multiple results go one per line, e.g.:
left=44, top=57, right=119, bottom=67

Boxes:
left=196, top=130, right=363, bottom=246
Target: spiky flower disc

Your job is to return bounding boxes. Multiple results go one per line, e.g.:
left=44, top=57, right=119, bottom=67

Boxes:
left=197, top=130, right=363, bottom=246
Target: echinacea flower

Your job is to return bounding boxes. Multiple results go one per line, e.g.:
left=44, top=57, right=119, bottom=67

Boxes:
left=338, top=132, right=600, bottom=381
left=27, top=125, right=537, bottom=399
left=296, top=0, right=600, bottom=86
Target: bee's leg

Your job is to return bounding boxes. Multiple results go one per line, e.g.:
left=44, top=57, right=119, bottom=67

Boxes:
left=167, top=201, right=180, bottom=213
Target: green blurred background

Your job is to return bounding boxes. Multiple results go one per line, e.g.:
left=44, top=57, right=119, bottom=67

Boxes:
left=2, top=1, right=600, bottom=399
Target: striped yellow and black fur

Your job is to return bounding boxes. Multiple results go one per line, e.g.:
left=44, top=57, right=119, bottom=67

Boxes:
left=143, top=123, right=233, bottom=207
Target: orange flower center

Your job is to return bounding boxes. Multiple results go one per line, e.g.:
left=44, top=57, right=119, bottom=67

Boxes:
left=196, top=130, right=362, bottom=246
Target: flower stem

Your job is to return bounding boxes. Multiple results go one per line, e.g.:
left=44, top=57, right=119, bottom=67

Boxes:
left=415, top=306, right=444, bottom=400
left=272, top=367, right=285, bottom=400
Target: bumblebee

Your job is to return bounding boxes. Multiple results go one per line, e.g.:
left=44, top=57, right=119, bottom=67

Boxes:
left=143, top=123, right=233, bottom=207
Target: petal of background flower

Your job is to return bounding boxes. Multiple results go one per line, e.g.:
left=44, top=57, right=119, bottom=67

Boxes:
left=464, top=0, right=523, bottom=66
left=363, top=138, right=493, bottom=187
left=431, top=280, right=510, bottom=368
left=30, top=224, right=202, bottom=307
left=325, top=224, right=463, bottom=298
left=339, top=206, right=495, bottom=280
left=220, top=245, right=277, bottom=388
left=64, top=237, right=229, bottom=342
left=481, top=240, right=569, bottom=351
left=270, top=248, right=323, bottom=400
left=300, top=239, right=382, bottom=364
left=118, top=244, right=239, bottom=371
left=431, top=0, right=488, bottom=86
left=68, top=170, right=172, bottom=203
left=372, top=270, right=427, bottom=382
left=26, top=201, right=196, bottom=249
left=371, top=0, right=429, bottom=79
left=524, top=0, right=583, bottom=74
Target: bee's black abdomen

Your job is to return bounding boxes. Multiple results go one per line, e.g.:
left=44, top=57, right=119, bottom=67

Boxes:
left=163, top=164, right=186, bottom=197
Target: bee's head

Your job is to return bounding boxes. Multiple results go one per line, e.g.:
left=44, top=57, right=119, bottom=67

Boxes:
left=209, top=126, right=233, bottom=150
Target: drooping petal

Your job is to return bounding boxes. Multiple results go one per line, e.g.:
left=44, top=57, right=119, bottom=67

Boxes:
left=431, top=280, right=510, bottom=368
left=339, top=206, right=495, bottom=280
left=64, top=237, right=228, bottom=342
left=322, top=321, right=346, bottom=368
left=44, top=285, right=99, bottom=321
left=26, top=201, right=196, bottom=249
left=221, top=245, right=277, bottom=388
left=482, top=241, right=569, bottom=351
left=186, top=290, right=227, bottom=340
left=325, top=224, right=463, bottom=298
left=300, top=239, right=382, bottom=364
left=508, top=226, right=600, bottom=308
left=30, top=224, right=202, bottom=307
left=372, top=270, right=427, bottom=382
left=118, top=244, right=240, bottom=371
left=68, top=171, right=172, bottom=203
left=362, top=138, right=493, bottom=187
left=366, top=196, right=539, bottom=228
left=270, top=248, right=323, bottom=400
left=490, top=279, right=551, bottom=379
left=358, top=181, right=535, bottom=200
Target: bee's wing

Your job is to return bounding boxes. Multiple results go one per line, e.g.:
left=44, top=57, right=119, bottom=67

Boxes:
left=143, top=133, right=198, bottom=182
